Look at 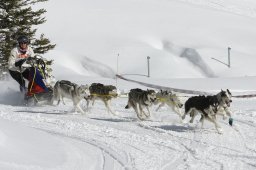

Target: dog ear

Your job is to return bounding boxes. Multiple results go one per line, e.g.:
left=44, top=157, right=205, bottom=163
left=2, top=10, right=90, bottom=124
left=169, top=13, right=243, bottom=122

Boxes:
left=221, top=91, right=226, bottom=97
left=227, top=89, right=231, bottom=95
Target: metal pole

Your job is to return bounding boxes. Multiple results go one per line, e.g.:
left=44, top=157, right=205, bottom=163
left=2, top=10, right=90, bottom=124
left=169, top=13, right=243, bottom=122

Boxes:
left=147, top=56, right=150, bottom=77
left=116, top=53, right=119, bottom=87
left=228, top=47, right=231, bottom=68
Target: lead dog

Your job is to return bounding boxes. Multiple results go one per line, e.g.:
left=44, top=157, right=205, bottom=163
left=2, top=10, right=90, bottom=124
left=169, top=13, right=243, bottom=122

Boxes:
left=53, top=80, right=90, bottom=114
left=182, top=89, right=232, bottom=133
left=200, top=89, right=232, bottom=121
left=125, top=88, right=157, bottom=120
left=85, top=83, right=118, bottom=115
left=154, top=90, right=183, bottom=119
left=182, top=95, right=220, bottom=133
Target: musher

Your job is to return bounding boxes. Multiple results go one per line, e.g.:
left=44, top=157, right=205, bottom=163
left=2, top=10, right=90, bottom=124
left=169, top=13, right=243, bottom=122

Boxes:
left=8, top=35, right=35, bottom=92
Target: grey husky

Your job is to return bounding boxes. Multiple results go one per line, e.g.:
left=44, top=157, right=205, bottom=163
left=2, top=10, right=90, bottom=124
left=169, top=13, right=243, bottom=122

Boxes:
left=125, top=88, right=157, bottom=120
left=85, top=83, right=118, bottom=115
left=154, top=90, right=183, bottom=119
left=53, top=80, right=90, bottom=114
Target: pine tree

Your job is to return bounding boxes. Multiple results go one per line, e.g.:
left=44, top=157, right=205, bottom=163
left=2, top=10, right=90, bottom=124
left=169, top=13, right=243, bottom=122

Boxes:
left=0, top=0, right=55, bottom=77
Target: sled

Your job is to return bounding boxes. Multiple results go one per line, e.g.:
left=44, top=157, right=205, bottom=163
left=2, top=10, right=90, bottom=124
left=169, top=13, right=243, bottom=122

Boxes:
left=21, top=56, right=55, bottom=105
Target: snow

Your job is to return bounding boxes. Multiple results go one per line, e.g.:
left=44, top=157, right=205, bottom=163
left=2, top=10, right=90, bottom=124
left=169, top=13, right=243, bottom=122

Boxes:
left=1, top=0, right=256, bottom=169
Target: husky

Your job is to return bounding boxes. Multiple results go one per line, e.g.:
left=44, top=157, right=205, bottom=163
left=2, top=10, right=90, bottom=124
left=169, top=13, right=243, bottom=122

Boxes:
left=125, top=88, right=157, bottom=120
left=182, top=95, right=221, bottom=133
left=154, top=90, right=183, bottom=119
left=215, top=89, right=232, bottom=120
left=53, top=80, right=90, bottom=114
left=85, top=83, right=118, bottom=115
left=182, top=89, right=232, bottom=133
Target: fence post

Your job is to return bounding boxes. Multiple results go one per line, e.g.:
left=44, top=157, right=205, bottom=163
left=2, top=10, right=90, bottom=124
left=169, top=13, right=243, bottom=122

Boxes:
left=147, top=56, right=150, bottom=77
left=116, top=53, right=119, bottom=87
left=228, top=47, right=231, bottom=68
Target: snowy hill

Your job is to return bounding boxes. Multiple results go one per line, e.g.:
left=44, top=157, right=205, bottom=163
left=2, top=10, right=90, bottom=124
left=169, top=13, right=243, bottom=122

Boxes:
left=37, top=0, right=256, bottom=79
left=1, top=0, right=256, bottom=169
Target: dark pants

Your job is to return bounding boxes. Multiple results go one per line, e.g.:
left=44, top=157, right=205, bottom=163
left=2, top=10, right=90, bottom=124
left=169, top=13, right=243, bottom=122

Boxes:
left=9, top=69, right=30, bottom=88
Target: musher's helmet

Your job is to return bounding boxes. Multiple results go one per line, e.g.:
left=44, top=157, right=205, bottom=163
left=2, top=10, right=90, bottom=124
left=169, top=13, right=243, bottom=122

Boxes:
left=17, top=35, right=29, bottom=44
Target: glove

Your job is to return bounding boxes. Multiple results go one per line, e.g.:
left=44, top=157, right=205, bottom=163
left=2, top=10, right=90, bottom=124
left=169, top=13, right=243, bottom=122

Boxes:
left=26, top=56, right=34, bottom=62
left=15, top=59, right=26, bottom=67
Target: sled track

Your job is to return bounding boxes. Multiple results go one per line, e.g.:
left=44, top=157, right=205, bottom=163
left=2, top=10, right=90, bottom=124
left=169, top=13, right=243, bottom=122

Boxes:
left=136, top=119, right=255, bottom=169
left=137, top=121, right=243, bottom=154
left=137, top=122, right=219, bottom=169
left=0, top=107, right=189, bottom=170
left=36, top=128, right=134, bottom=170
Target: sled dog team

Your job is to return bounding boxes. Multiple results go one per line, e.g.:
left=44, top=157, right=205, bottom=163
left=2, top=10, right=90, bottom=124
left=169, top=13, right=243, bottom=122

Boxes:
left=52, top=80, right=232, bottom=133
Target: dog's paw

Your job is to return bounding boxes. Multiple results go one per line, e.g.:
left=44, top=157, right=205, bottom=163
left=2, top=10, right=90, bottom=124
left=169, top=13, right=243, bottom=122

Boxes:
left=80, top=111, right=87, bottom=115
left=189, top=120, right=194, bottom=123
left=145, top=114, right=150, bottom=118
left=180, top=119, right=186, bottom=124
left=217, top=128, right=223, bottom=134
left=137, top=116, right=146, bottom=121
left=71, top=111, right=79, bottom=115
left=113, top=111, right=119, bottom=115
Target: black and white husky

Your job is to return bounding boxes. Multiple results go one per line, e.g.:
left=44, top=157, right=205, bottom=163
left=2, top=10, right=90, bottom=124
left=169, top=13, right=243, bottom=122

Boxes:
left=154, top=90, right=183, bottom=119
left=182, top=95, right=220, bottom=132
left=85, top=83, right=118, bottom=115
left=53, top=80, right=90, bottom=114
left=182, top=89, right=232, bottom=133
left=125, top=88, right=157, bottom=120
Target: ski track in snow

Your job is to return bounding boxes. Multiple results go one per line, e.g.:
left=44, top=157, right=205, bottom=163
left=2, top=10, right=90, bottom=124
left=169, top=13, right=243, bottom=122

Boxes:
left=0, top=97, right=256, bottom=170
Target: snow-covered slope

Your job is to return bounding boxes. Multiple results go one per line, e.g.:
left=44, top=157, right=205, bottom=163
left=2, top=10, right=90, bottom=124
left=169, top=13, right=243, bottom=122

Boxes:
left=37, top=0, right=256, bottom=79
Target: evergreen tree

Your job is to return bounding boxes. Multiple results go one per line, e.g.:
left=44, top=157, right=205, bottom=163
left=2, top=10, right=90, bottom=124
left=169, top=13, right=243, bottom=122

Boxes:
left=0, top=0, right=55, bottom=77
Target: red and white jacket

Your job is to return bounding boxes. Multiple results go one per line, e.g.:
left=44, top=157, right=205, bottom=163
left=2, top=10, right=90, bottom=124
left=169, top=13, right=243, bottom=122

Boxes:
left=8, top=46, right=35, bottom=72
